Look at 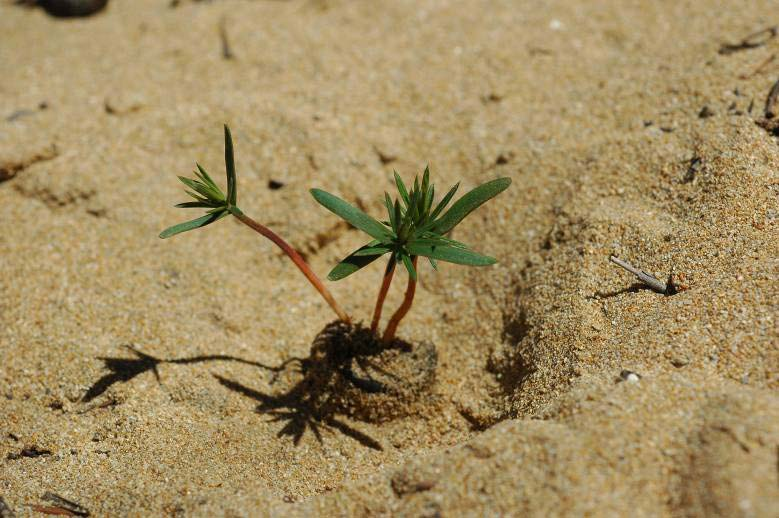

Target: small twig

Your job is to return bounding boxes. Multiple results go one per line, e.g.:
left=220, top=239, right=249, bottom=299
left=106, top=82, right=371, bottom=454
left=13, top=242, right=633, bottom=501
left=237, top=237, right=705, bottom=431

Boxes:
left=30, top=492, right=89, bottom=517
left=739, top=53, right=776, bottom=79
left=609, top=255, right=668, bottom=294
left=764, top=77, right=779, bottom=118
left=218, top=15, right=234, bottom=60
left=719, top=26, right=777, bottom=55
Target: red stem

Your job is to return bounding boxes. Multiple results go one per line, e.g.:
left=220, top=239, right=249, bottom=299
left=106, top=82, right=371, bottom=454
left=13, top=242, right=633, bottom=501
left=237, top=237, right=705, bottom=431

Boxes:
left=370, top=258, right=396, bottom=334
left=382, top=256, right=418, bottom=343
left=233, top=211, right=350, bottom=323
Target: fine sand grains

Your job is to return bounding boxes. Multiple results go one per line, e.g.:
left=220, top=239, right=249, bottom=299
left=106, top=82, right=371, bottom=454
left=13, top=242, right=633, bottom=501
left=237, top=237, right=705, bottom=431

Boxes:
left=1, top=0, right=777, bottom=516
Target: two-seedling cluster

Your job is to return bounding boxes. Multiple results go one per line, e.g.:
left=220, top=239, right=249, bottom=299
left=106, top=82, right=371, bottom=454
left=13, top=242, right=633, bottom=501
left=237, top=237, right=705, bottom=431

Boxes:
left=160, top=125, right=510, bottom=342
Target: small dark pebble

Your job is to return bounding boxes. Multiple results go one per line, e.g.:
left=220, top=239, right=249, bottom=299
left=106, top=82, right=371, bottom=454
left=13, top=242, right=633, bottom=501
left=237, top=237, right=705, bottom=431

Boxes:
left=481, top=92, right=503, bottom=103
left=267, top=179, right=285, bottom=190
left=35, top=0, right=108, bottom=18
left=495, top=153, right=511, bottom=165
left=7, top=446, right=52, bottom=460
left=698, top=106, right=715, bottom=118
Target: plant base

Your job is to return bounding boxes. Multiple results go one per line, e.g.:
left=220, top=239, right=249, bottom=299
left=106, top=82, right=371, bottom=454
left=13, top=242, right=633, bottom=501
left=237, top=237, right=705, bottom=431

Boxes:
left=303, top=320, right=437, bottom=423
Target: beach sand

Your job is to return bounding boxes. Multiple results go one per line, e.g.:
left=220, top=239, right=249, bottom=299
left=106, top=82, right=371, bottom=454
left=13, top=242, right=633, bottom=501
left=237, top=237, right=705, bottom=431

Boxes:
left=1, top=0, right=777, bottom=515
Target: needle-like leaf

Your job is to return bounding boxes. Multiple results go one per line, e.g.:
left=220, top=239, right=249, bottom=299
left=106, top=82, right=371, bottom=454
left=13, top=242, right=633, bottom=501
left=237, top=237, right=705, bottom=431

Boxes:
left=353, top=245, right=393, bottom=257
left=224, top=125, right=237, bottom=206
left=195, top=163, right=221, bottom=193
left=384, top=192, right=397, bottom=230
left=159, top=211, right=228, bottom=239
left=328, top=243, right=387, bottom=281
left=394, top=171, right=410, bottom=208
left=310, top=189, right=391, bottom=241
left=407, top=242, right=496, bottom=266
left=401, top=253, right=417, bottom=280
left=175, top=201, right=217, bottom=209
left=428, top=182, right=459, bottom=221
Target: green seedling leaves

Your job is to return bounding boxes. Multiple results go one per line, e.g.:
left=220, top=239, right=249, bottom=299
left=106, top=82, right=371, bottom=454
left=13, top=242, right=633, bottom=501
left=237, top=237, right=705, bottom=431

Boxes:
left=432, top=177, right=512, bottom=234
left=328, top=244, right=387, bottom=280
left=313, top=168, right=511, bottom=284
left=224, top=124, right=237, bottom=207
left=310, top=189, right=392, bottom=241
left=160, top=125, right=238, bottom=239
left=407, top=242, right=496, bottom=266
left=159, top=211, right=228, bottom=239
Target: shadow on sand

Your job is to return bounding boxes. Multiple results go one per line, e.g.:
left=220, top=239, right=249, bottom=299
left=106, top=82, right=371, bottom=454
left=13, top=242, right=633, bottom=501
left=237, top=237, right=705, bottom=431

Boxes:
left=81, top=321, right=438, bottom=451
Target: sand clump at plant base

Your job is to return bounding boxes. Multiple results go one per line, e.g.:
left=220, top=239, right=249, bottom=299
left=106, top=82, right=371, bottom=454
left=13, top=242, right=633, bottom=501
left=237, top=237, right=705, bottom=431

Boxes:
left=0, top=0, right=777, bottom=516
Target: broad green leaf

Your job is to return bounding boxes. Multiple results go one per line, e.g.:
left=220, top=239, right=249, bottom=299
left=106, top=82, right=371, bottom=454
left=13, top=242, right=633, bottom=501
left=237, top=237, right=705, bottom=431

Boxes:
left=394, top=171, right=410, bottom=207
left=432, top=177, right=511, bottom=234
left=224, top=125, right=237, bottom=206
left=310, top=189, right=391, bottom=241
left=328, top=244, right=385, bottom=280
left=159, top=211, right=227, bottom=239
left=407, top=242, right=497, bottom=266
left=401, top=253, right=417, bottom=280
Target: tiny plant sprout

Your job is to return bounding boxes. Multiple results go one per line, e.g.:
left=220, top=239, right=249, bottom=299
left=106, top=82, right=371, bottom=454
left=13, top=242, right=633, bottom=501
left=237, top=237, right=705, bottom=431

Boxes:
left=159, top=125, right=350, bottom=323
left=311, top=167, right=511, bottom=342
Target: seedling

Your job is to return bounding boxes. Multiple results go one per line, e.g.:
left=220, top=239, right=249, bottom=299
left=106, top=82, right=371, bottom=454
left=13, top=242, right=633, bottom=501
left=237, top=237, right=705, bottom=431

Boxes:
left=160, top=125, right=511, bottom=344
left=159, top=125, right=349, bottom=322
left=311, top=168, right=511, bottom=342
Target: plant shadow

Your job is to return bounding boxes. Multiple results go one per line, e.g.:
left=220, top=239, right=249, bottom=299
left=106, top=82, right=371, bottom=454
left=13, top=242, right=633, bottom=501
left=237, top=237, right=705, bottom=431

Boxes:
left=83, top=322, right=396, bottom=451
left=82, top=344, right=293, bottom=403
left=213, top=321, right=427, bottom=451
left=213, top=372, right=383, bottom=451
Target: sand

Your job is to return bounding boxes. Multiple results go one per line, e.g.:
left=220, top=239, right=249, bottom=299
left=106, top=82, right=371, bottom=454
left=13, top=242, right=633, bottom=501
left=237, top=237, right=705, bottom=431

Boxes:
left=1, top=0, right=777, bottom=516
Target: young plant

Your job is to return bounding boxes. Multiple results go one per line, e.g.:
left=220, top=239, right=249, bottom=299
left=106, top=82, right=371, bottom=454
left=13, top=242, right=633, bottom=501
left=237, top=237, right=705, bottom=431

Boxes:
left=311, top=168, right=511, bottom=342
left=159, top=125, right=349, bottom=323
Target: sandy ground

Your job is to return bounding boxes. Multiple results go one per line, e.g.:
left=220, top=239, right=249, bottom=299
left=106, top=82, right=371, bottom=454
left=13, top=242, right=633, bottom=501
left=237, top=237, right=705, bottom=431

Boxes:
left=1, top=0, right=778, bottom=516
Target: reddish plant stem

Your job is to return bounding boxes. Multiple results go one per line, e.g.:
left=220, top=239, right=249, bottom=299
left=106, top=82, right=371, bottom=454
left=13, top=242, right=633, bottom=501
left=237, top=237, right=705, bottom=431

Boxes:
left=233, top=211, right=350, bottom=323
left=382, top=256, right=418, bottom=343
left=370, top=258, right=396, bottom=334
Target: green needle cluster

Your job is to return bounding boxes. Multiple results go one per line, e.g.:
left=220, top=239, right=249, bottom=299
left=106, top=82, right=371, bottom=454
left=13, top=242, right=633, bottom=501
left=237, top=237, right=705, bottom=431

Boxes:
left=311, top=168, right=511, bottom=281
left=159, top=125, right=239, bottom=239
